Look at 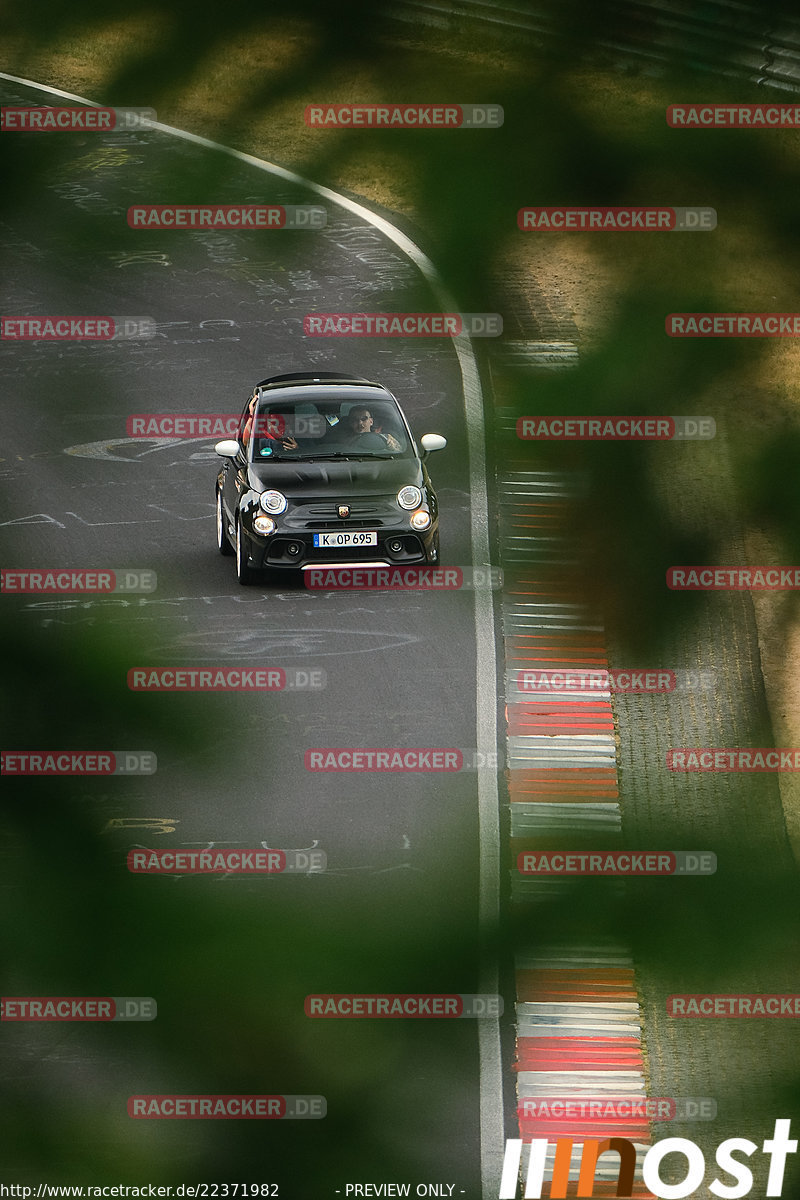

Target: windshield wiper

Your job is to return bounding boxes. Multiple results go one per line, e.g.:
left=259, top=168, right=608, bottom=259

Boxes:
left=255, top=452, right=397, bottom=463
left=314, top=453, right=395, bottom=461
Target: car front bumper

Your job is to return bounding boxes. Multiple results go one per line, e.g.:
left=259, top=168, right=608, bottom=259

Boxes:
left=240, top=522, right=439, bottom=570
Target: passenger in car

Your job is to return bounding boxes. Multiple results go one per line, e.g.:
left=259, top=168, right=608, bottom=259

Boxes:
left=240, top=395, right=258, bottom=446
left=244, top=404, right=300, bottom=453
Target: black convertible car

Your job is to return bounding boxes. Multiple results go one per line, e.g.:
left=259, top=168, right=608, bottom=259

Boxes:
left=214, top=372, right=447, bottom=583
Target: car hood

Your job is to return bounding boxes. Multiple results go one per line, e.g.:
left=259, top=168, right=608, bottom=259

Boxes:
left=247, top=457, right=424, bottom=497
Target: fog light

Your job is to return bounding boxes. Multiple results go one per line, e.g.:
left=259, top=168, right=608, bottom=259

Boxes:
left=253, top=515, right=276, bottom=535
left=286, top=542, right=302, bottom=557
left=388, top=538, right=404, bottom=553
left=410, top=509, right=431, bottom=531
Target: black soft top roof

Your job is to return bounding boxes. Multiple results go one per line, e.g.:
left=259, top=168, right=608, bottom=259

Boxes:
left=256, top=371, right=378, bottom=390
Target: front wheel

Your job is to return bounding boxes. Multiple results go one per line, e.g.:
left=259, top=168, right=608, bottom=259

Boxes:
left=216, top=489, right=234, bottom=556
left=235, top=519, right=256, bottom=585
left=427, top=530, right=441, bottom=564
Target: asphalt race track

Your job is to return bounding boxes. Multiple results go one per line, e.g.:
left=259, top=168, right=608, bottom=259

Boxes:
left=0, top=78, right=498, bottom=1194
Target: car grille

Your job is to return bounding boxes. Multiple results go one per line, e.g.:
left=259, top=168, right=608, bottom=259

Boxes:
left=290, top=500, right=398, bottom=528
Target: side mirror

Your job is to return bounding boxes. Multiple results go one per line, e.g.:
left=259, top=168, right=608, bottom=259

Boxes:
left=214, top=439, right=241, bottom=458
left=420, top=433, right=447, bottom=458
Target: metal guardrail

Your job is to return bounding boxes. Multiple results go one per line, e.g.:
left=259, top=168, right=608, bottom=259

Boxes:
left=385, top=0, right=800, bottom=93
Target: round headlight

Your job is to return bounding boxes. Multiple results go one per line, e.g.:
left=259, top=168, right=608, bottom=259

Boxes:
left=260, top=490, right=287, bottom=514
left=253, top=515, right=276, bottom=535
left=397, top=485, right=422, bottom=510
left=410, top=509, right=431, bottom=531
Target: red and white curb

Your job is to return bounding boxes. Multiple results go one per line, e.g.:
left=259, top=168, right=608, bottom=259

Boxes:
left=495, top=394, right=655, bottom=1193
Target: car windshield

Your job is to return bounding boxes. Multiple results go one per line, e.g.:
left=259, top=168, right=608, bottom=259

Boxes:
left=248, top=396, right=414, bottom=461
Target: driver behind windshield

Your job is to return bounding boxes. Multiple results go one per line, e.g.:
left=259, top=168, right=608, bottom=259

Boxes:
left=338, top=406, right=402, bottom=451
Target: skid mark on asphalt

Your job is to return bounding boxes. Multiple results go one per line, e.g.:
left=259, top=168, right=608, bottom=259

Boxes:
left=109, top=250, right=172, bottom=268
left=64, top=437, right=200, bottom=461
left=65, top=510, right=161, bottom=526
left=0, top=512, right=67, bottom=528
left=147, top=504, right=213, bottom=520
left=147, top=627, right=419, bottom=658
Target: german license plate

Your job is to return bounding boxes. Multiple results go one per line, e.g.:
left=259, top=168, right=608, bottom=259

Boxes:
left=313, top=530, right=378, bottom=548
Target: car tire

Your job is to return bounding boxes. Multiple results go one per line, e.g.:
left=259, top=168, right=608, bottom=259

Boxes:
left=428, top=530, right=441, bottom=564
left=235, top=518, right=256, bottom=585
left=216, top=489, right=234, bottom=556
